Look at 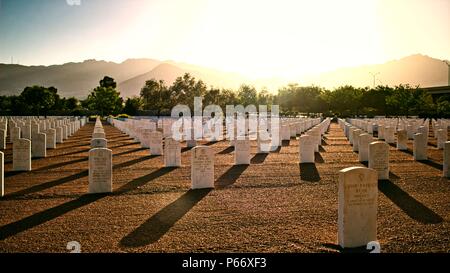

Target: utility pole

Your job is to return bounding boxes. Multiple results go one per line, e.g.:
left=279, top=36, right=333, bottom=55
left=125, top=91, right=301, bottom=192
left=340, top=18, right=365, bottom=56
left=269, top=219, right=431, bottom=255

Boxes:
left=443, top=60, right=450, bottom=86
left=369, top=72, right=380, bottom=88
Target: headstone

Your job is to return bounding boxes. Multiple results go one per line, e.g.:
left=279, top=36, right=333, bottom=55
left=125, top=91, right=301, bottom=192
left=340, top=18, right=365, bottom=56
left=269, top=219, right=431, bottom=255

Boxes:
left=56, top=127, right=63, bottom=143
left=358, top=133, right=372, bottom=162
left=10, top=127, right=20, bottom=143
left=22, top=123, right=31, bottom=140
left=352, top=129, right=362, bottom=152
left=186, top=127, right=197, bottom=148
left=257, top=130, right=271, bottom=154
left=92, top=132, right=106, bottom=139
left=149, top=132, right=163, bottom=155
left=384, top=127, right=395, bottom=144
left=234, top=139, right=251, bottom=165
left=281, top=125, right=290, bottom=141
left=88, top=148, right=113, bottom=194
left=299, top=135, right=315, bottom=163
left=13, top=138, right=32, bottom=171
left=164, top=137, right=181, bottom=167
left=32, top=132, right=46, bottom=158
left=369, top=141, right=389, bottom=180
left=45, top=128, right=57, bottom=149
left=413, top=133, right=427, bottom=160
left=436, top=129, right=447, bottom=150
left=338, top=166, right=378, bottom=248
left=191, top=146, right=214, bottom=189
left=91, top=138, right=107, bottom=148
left=396, top=129, right=408, bottom=150
left=406, top=124, right=414, bottom=140
left=444, top=141, right=450, bottom=178
left=0, top=151, right=3, bottom=197
left=0, top=129, right=5, bottom=150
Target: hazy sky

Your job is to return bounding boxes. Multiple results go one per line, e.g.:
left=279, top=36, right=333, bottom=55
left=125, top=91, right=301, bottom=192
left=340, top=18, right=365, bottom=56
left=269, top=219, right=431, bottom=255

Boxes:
left=0, top=0, right=448, bottom=78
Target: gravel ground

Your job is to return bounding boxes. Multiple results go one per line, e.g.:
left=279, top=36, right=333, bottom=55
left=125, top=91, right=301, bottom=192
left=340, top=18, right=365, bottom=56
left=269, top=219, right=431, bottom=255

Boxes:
left=0, top=121, right=449, bottom=253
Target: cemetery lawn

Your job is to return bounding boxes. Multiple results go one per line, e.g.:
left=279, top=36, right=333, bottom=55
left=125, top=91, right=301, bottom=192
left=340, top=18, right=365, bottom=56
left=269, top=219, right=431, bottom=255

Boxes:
left=0, top=122, right=449, bottom=253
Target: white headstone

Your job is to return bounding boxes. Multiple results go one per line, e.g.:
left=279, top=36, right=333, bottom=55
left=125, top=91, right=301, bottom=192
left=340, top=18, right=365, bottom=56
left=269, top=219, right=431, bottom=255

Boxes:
left=32, top=132, right=46, bottom=158
left=396, top=129, right=408, bottom=150
left=92, top=132, right=106, bottom=139
left=234, top=139, right=251, bottom=165
left=149, top=132, right=163, bottom=155
left=352, top=129, right=362, bottom=152
left=10, top=127, right=20, bottom=143
left=91, top=138, right=107, bottom=148
left=436, top=129, right=447, bottom=150
left=88, top=148, right=113, bottom=194
left=0, top=151, right=3, bottom=197
left=443, top=141, right=450, bottom=178
left=56, top=127, right=63, bottom=143
left=13, top=138, right=31, bottom=171
left=369, top=141, right=389, bottom=180
left=299, top=135, right=315, bottom=163
left=358, top=133, right=372, bottom=162
left=338, top=166, right=378, bottom=248
left=191, top=146, right=215, bottom=189
left=45, top=128, right=57, bottom=149
left=413, top=133, right=427, bottom=160
left=0, top=129, right=5, bottom=150
left=164, top=137, right=181, bottom=167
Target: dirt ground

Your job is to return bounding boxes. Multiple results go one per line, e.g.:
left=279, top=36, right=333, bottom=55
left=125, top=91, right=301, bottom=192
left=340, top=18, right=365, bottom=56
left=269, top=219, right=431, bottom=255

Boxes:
left=0, top=121, right=449, bottom=253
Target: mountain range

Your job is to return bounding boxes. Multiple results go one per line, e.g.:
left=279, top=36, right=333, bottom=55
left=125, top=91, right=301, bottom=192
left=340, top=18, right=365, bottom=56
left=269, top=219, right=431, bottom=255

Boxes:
left=0, top=54, right=448, bottom=98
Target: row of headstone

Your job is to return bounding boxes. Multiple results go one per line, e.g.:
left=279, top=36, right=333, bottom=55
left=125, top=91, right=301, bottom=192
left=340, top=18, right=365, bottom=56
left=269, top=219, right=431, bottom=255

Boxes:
left=341, top=118, right=450, bottom=178
left=0, top=116, right=88, bottom=172
left=89, top=117, right=112, bottom=194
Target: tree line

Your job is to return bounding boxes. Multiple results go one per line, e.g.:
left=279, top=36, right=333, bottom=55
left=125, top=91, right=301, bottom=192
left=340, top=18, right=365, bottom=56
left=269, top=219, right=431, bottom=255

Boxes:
left=0, top=74, right=449, bottom=117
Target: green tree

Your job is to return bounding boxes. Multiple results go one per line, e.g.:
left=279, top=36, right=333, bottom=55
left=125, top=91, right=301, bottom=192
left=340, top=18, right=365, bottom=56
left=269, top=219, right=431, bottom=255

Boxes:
left=85, top=77, right=123, bottom=116
left=19, top=85, right=59, bottom=116
left=140, top=79, right=170, bottom=114
left=123, top=97, right=143, bottom=116
left=237, top=84, right=258, bottom=106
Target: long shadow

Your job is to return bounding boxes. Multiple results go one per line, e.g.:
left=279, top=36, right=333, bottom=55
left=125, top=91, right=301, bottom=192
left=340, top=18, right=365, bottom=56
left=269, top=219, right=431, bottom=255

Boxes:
left=315, top=152, right=324, bottom=163
left=378, top=180, right=443, bottom=224
left=120, top=189, right=212, bottom=247
left=113, top=155, right=156, bottom=169
left=181, top=147, right=193, bottom=153
left=48, top=148, right=91, bottom=158
left=215, top=165, right=249, bottom=188
left=115, top=167, right=177, bottom=194
left=0, top=193, right=108, bottom=241
left=0, top=167, right=175, bottom=240
left=321, top=139, right=328, bottom=146
left=110, top=142, right=139, bottom=149
left=272, top=146, right=282, bottom=153
left=35, top=157, right=88, bottom=172
left=114, top=147, right=147, bottom=157
left=417, top=160, right=443, bottom=170
left=251, top=153, right=268, bottom=164
left=218, top=146, right=234, bottom=154
left=299, top=163, right=321, bottom=182
left=4, top=170, right=89, bottom=199
left=204, top=141, right=219, bottom=146
left=282, top=140, right=290, bottom=146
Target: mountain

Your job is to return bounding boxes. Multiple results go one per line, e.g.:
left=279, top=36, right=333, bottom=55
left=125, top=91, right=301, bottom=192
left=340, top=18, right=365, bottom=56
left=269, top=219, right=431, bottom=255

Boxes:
left=305, top=54, right=449, bottom=89
left=0, top=54, right=448, bottom=98
left=117, top=63, right=188, bottom=98
left=0, top=59, right=161, bottom=98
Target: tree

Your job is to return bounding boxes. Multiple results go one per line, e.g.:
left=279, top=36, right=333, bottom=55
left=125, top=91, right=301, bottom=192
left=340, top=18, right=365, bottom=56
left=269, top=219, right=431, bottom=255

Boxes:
left=170, top=73, right=207, bottom=110
left=123, top=97, right=143, bottom=116
left=85, top=77, right=123, bottom=116
left=237, top=84, right=258, bottom=106
left=140, top=79, right=170, bottom=114
left=19, top=85, right=59, bottom=116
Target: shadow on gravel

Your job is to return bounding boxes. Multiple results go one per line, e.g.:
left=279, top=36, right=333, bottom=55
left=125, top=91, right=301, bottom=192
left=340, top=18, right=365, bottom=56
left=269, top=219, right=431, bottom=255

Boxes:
left=315, top=152, right=324, bottom=163
left=251, top=153, right=268, bottom=164
left=218, top=146, right=234, bottom=154
left=120, top=188, right=212, bottom=247
left=378, top=180, right=443, bottom=224
left=0, top=167, right=175, bottom=240
left=417, top=160, right=443, bottom=170
left=216, top=165, right=249, bottom=188
left=321, top=243, right=371, bottom=253
left=299, top=163, right=321, bottom=182
left=282, top=140, right=290, bottom=146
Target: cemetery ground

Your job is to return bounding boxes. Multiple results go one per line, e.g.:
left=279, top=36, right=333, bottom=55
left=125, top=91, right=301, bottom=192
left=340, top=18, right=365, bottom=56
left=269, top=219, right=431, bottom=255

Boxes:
left=0, top=121, right=449, bottom=253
